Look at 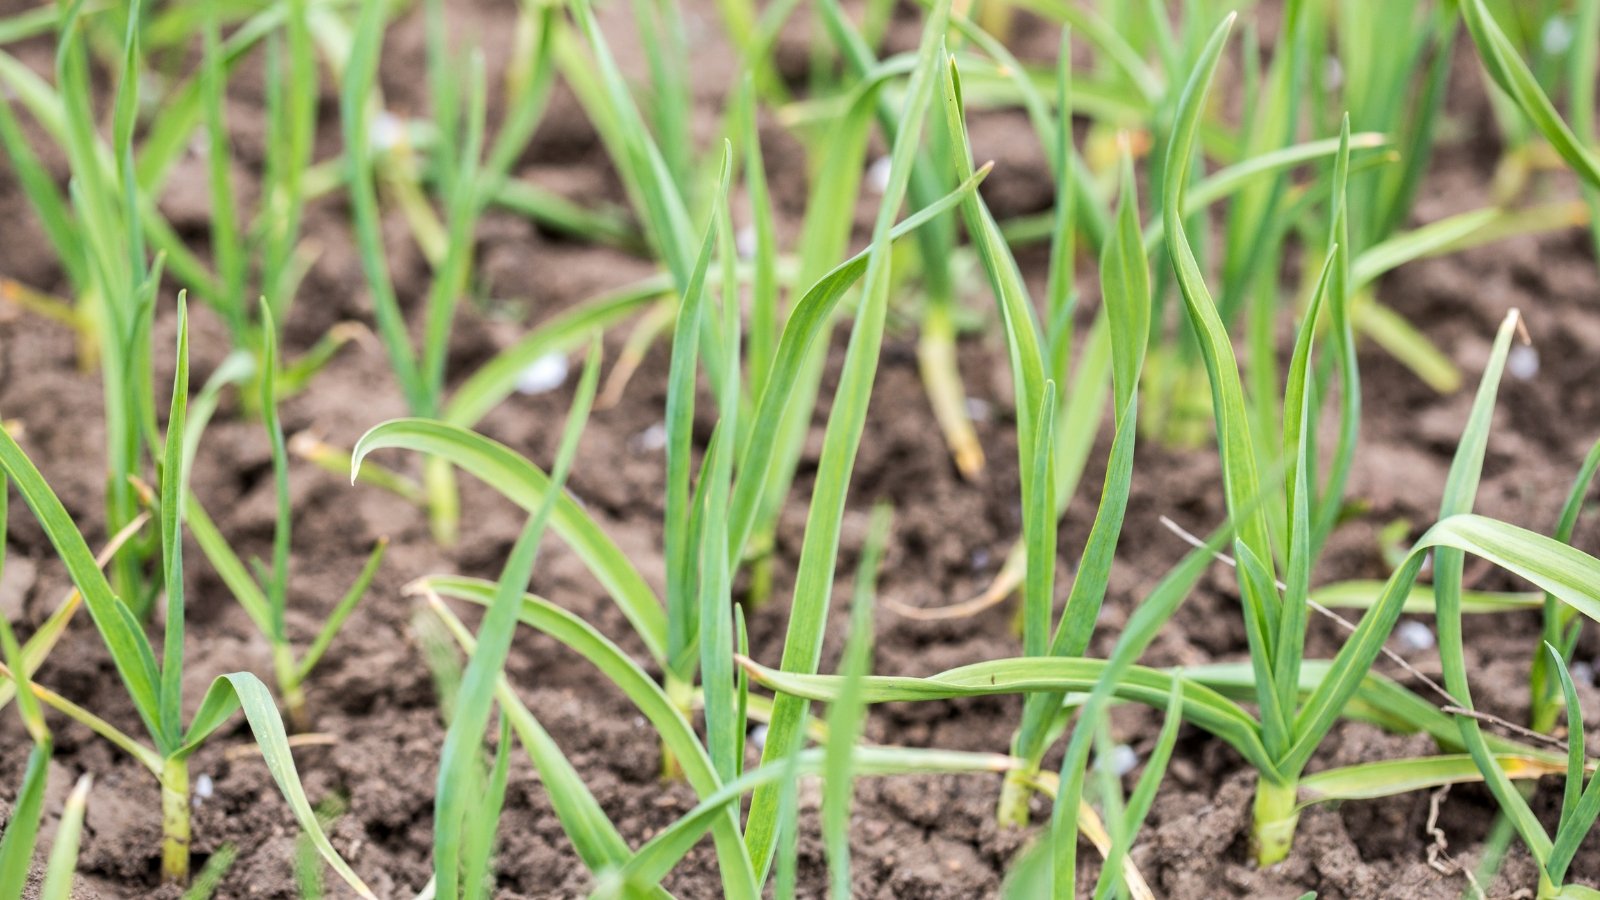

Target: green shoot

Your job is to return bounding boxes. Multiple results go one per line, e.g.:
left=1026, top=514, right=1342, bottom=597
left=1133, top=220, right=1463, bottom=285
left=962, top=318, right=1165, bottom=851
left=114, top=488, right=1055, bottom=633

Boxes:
left=428, top=343, right=600, bottom=899
left=0, top=300, right=367, bottom=891
left=35, top=774, right=91, bottom=900
left=1428, top=311, right=1600, bottom=898
left=1000, top=137, right=1150, bottom=827
left=743, top=0, right=953, bottom=877
left=823, top=504, right=892, bottom=895
left=1529, top=434, right=1600, bottom=734
left=0, top=484, right=53, bottom=899
left=1460, top=0, right=1600, bottom=190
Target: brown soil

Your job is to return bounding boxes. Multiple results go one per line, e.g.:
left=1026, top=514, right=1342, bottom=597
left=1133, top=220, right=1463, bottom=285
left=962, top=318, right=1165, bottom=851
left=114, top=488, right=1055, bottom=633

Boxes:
left=2, top=2, right=1600, bottom=899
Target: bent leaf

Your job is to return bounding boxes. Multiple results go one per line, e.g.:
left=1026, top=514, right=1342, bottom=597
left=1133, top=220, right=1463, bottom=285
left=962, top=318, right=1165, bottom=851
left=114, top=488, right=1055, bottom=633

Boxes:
left=353, top=420, right=667, bottom=665
left=1298, top=754, right=1562, bottom=807
left=178, top=673, right=374, bottom=899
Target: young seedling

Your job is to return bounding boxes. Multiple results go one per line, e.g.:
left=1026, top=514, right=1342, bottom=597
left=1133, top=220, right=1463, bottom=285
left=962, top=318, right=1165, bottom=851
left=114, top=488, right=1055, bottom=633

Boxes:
left=414, top=520, right=1026, bottom=899
left=990, top=123, right=1152, bottom=827
left=339, top=0, right=485, bottom=543
left=0, top=2, right=372, bottom=631
left=353, top=5, right=1091, bottom=891
left=993, top=685, right=1182, bottom=898
left=1156, top=17, right=1596, bottom=863
left=739, top=0, right=956, bottom=878
left=740, top=509, right=1588, bottom=870
left=743, top=15, right=1600, bottom=876
left=811, top=0, right=983, bottom=481
left=357, top=0, right=1003, bottom=780
left=427, top=339, right=601, bottom=899
left=0, top=0, right=350, bottom=370
left=1426, top=309, right=1600, bottom=899
left=0, top=518, right=56, bottom=899
left=1529, top=435, right=1600, bottom=734
left=331, top=0, right=731, bottom=545
left=899, top=19, right=1394, bottom=623
left=0, top=301, right=367, bottom=891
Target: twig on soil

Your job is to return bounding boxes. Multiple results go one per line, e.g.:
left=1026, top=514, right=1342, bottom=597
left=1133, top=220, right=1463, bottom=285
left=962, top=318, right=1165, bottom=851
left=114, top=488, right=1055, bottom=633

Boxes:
left=881, top=554, right=1019, bottom=620
left=1426, top=785, right=1485, bottom=900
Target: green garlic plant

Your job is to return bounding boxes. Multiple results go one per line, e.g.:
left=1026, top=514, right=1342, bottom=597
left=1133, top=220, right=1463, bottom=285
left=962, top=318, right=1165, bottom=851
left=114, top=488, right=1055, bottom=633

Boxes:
left=743, top=12, right=1600, bottom=884
left=0, top=301, right=364, bottom=889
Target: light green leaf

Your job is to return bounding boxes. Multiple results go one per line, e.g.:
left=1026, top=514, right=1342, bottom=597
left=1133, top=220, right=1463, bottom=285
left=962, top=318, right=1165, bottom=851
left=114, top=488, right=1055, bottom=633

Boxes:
left=353, top=420, right=666, bottom=665
left=179, top=673, right=374, bottom=898
left=38, top=774, right=90, bottom=900
left=1297, top=754, right=1560, bottom=806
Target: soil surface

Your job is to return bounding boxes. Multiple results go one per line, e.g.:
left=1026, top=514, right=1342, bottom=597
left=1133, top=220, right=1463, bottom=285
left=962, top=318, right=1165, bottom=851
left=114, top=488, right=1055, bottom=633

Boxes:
left=2, top=2, right=1600, bottom=898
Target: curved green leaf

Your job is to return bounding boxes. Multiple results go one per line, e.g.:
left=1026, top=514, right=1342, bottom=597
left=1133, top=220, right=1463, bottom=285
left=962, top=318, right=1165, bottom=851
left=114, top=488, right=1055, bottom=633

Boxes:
left=352, top=420, right=667, bottom=665
left=433, top=344, right=598, bottom=899
left=0, top=428, right=161, bottom=741
left=421, top=598, right=667, bottom=898
left=178, top=673, right=374, bottom=898
left=739, top=655, right=1273, bottom=774
left=1460, top=0, right=1600, bottom=188
left=1298, top=754, right=1560, bottom=807
left=422, top=576, right=756, bottom=897
left=725, top=163, right=990, bottom=562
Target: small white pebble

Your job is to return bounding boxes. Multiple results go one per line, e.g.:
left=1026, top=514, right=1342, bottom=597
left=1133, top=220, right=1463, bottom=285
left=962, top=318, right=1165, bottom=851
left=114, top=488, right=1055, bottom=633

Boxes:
left=736, top=224, right=758, bottom=260
left=632, top=422, right=668, bottom=453
left=1572, top=661, right=1596, bottom=688
left=749, top=724, right=769, bottom=751
left=1323, top=56, right=1344, bottom=91
left=370, top=110, right=406, bottom=153
left=192, top=773, right=214, bottom=808
left=866, top=156, right=893, bottom=195
left=970, top=548, right=991, bottom=571
left=1397, top=620, right=1435, bottom=652
left=1106, top=744, right=1139, bottom=778
left=1543, top=17, right=1574, bottom=55
left=965, top=397, right=993, bottom=422
left=1508, top=345, right=1539, bottom=381
left=515, top=352, right=569, bottom=395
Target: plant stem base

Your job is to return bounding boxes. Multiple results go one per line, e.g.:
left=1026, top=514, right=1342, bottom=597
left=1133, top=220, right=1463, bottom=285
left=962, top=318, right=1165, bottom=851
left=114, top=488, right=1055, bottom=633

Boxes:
left=1251, top=778, right=1300, bottom=867
left=996, top=766, right=1033, bottom=829
left=160, top=758, right=191, bottom=884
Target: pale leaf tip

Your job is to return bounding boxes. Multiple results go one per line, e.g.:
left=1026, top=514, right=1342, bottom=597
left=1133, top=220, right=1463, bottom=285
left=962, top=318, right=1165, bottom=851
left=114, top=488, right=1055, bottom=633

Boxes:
left=1509, top=308, right=1532, bottom=345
